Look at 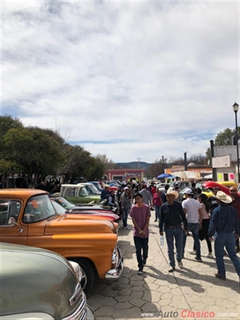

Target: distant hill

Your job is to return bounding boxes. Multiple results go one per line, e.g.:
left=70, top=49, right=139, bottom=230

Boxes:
left=115, top=161, right=152, bottom=170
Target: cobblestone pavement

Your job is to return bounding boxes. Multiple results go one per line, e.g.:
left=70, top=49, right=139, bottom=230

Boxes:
left=88, top=215, right=240, bottom=320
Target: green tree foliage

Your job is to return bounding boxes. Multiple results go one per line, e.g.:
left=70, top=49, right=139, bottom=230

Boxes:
left=95, top=154, right=115, bottom=170
left=88, top=157, right=106, bottom=180
left=0, top=116, right=23, bottom=171
left=60, top=144, right=105, bottom=182
left=0, top=115, right=110, bottom=185
left=214, top=128, right=237, bottom=146
left=0, top=116, right=23, bottom=136
left=4, top=126, right=65, bottom=186
left=205, top=127, right=240, bottom=164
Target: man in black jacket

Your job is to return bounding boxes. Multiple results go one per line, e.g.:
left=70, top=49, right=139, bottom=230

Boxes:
left=159, top=189, right=188, bottom=272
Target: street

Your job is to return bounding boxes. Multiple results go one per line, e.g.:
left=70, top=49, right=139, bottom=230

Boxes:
left=88, top=215, right=240, bottom=320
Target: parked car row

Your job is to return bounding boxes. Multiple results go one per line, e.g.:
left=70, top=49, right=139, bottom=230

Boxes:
left=0, top=188, right=124, bottom=319
left=50, top=196, right=120, bottom=223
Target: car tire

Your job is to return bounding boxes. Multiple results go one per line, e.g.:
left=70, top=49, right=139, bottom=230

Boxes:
left=73, top=258, right=96, bottom=296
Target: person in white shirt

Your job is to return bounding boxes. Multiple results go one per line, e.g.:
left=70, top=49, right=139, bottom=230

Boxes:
left=182, top=188, right=202, bottom=262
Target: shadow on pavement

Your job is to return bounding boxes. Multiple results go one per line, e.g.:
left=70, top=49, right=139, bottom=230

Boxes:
left=88, top=265, right=159, bottom=319
left=146, top=265, right=205, bottom=293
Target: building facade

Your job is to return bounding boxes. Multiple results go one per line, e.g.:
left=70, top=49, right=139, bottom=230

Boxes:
left=105, top=169, right=145, bottom=181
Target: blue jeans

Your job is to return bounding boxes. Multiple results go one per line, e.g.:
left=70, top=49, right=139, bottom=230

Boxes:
left=122, top=208, right=129, bottom=227
left=236, top=221, right=240, bottom=247
left=134, top=236, right=149, bottom=270
left=183, top=223, right=201, bottom=259
left=214, top=232, right=240, bottom=277
left=154, top=205, right=161, bottom=221
left=165, top=227, right=183, bottom=268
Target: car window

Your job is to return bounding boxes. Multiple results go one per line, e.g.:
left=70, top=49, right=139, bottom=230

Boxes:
left=54, top=197, right=74, bottom=210
left=79, top=187, right=88, bottom=197
left=23, top=194, right=56, bottom=223
left=51, top=200, right=67, bottom=214
left=0, top=200, right=21, bottom=225
left=88, top=184, right=99, bottom=193
left=67, top=187, right=78, bottom=197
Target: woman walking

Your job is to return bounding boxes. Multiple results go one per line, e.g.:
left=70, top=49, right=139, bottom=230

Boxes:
left=192, top=193, right=213, bottom=257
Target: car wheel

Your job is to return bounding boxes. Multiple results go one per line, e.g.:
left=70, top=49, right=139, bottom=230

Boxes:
left=74, top=259, right=95, bottom=296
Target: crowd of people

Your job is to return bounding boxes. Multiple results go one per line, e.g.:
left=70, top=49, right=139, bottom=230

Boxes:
left=101, top=181, right=240, bottom=279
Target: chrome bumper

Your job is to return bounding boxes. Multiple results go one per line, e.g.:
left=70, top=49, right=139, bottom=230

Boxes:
left=105, top=246, right=123, bottom=279
left=86, top=305, right=95, bottom=320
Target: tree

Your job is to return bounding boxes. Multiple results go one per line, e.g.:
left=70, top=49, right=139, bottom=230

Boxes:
left=214, top=128, right=237, bottom=146
left=88, top=157, right=106, bottom=180
left=145, top=159, right=165, bottom=179
left=4, top=127, right=65, bottom=187
left=60, top=145, right=96, bottom=182
left=0, top=116, right=23, bottom=136
left=95, top=154, right=115, bottom=170
left=205, top=127, right=240, bottom=164
left=0, top=116, right=24, bottom=178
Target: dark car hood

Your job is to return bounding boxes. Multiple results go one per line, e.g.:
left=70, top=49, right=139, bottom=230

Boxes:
left=0, top=242, right=80, bottom=318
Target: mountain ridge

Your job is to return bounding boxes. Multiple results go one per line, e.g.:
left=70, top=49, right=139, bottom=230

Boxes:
left=115, top=161, right=152, bottom=170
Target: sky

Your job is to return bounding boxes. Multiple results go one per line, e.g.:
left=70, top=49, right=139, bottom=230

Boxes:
left=1, top=0, right=239, bottom=163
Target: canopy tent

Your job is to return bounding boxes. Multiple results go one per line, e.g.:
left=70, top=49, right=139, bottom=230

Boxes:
left=203, top=173, right=212, bottom=180
left=157, top=173, right=173, bottom=179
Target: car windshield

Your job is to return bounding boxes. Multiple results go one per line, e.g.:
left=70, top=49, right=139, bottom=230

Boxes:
left=51, top=200, right=67, bottom=214
left=92, top=182, right=101, bottom=190
left=85, top=184, right=100, bottom=195
left=23, top=194, right=56, bottom=223
left=53, top=197, right=75, bottom=210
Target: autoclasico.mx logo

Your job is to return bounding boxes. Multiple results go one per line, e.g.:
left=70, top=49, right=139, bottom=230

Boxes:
left=140, top=310, right=238, bottom=318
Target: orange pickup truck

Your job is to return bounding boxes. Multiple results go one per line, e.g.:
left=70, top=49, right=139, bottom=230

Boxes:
left=0, top=189, right=123, bottom=295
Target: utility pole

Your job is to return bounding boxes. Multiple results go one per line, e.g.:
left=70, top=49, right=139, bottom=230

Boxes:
left=184, top=152, right=187, bottom=171
left=136, top=158, right=141, bottom=169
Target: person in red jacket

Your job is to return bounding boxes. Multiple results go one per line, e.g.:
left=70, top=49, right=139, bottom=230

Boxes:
left=152, top=188, right=163, bottom=222
left=150, top=183, right=157, bottom=197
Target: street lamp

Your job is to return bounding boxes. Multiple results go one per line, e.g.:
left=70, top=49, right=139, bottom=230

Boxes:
left=232, top=102, right=239, bottom=183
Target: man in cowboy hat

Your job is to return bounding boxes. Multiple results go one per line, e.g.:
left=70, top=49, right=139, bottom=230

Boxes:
left=208, top=191, right=240, bottom=280
left=159, top=188, right=188, bottom=272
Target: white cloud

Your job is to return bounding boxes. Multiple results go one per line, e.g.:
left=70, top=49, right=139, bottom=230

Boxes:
left=2, top=0, right=239, bottom=163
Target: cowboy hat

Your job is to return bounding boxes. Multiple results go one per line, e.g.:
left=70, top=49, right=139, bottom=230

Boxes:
left=212, top=191, right=232, bottom=204
left=166, top=188, right=179, bottom=199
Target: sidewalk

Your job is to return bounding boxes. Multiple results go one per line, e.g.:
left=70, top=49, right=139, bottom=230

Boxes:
left=88, top=215, right=240, bottom=320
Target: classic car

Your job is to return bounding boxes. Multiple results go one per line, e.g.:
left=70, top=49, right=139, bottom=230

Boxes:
left=201, top=181, right=239, bottom=197
left=59, top=184, right=101, bottom=204
left=50, top=196, right=120, bottom=221
left=0, top=189, right=123, bottom=295
left=0, top=242, right=95, bottom=320
left=50, top=199, right=120, bottom=223
left=88, top=181, right=103, bottom=192
left=169, top=180, right=192, bottom=190
left=80, top=183, right=101, bottom=195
